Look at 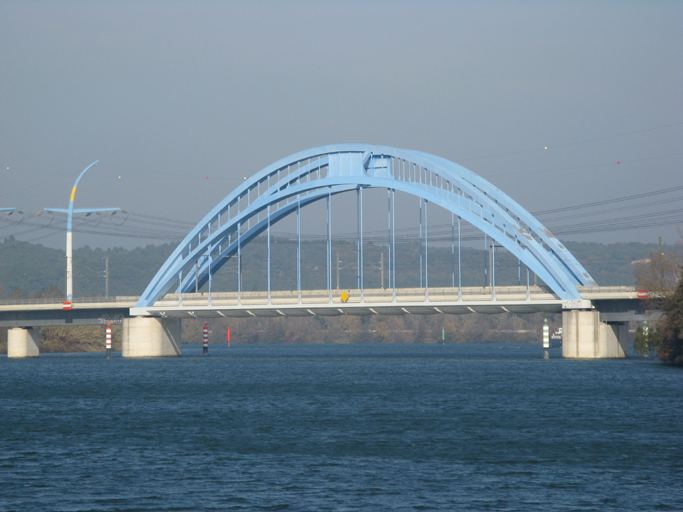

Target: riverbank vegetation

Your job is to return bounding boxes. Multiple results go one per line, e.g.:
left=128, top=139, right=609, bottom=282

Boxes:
left=634, top=230, right=683, bottom=365
left=0, top=325, right=122, bottom=354
left=0, top=313, right=554, bottom=354
left=183, top=311, right=556, bottom=345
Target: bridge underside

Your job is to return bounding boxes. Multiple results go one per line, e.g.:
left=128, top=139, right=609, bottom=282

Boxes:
left=133, top=301, right=563, bottom=318
left=0, top=307, right=130, bottom=328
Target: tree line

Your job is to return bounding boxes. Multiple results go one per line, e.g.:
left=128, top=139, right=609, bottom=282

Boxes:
left=0, top=236, right=668, bottom=300
left=633, top=229, right=683, bottom=365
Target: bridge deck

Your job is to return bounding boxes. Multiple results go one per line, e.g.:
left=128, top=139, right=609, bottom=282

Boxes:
left=0, top=286, right=646, bottom=326
left=133, top=286, right=640, bottom=318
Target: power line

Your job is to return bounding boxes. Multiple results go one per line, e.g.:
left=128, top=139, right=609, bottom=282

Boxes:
left=2, top=183, right=681, bottom=245
left=533, top=184, right=683, bottom=215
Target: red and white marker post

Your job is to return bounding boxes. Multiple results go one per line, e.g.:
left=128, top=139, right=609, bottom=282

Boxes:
left=203, top=322, right=209, bottom=356
left=227, top=327, right=231, bottom=348
left=106, top=321, right=112, bottom=359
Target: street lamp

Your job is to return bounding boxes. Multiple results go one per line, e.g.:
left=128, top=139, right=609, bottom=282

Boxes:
left=44, top=160, right=120, bottom=308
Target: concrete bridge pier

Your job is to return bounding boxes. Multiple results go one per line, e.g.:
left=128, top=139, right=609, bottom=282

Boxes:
left=122, top=317, right=181, bottom=357
left=7, top=328, right=40, bottom=358
left=562, top=309, right=628, bottom=358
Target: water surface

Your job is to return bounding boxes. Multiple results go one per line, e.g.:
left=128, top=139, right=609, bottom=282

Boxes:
left=1, top=343, right=681, bottom=511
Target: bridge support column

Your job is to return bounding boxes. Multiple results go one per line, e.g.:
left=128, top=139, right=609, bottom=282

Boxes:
left=7, top=328, right=40, bottom=358
left=562, top=310, right=628, bottom=358
left=122, top=317, right=181, bottom=357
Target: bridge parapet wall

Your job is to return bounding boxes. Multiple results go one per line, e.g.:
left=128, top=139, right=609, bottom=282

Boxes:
left=577, top=286, right=640, bottom=300
left=154, top=285, right=560, bottom=308
left=0, top=296, right=139, bottom=311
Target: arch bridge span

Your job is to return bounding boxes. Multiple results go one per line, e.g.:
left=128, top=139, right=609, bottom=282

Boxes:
left=136, top=144, right=596, bottom=308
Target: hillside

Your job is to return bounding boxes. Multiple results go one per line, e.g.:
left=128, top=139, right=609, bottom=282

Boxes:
left=0, top=236, right=666, bottom=299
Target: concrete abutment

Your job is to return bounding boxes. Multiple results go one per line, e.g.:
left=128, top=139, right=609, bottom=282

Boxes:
left=122, top=317, right=181, bottom=357
left=562, top=309, right=628, bottom=358
left=7, top=328, right=40, bottom=358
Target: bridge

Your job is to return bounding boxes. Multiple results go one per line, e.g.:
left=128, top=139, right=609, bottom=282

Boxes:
left=2, top=144, right=658, bottom=358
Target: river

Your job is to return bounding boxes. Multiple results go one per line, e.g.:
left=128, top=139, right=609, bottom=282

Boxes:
left=1, top=343, right=681, bottom=511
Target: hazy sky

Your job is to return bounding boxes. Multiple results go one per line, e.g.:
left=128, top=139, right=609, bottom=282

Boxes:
left=1, top=0, right=681, bottom=249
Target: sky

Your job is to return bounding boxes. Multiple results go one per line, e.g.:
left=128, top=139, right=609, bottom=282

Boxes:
left=1, top=0, right=681, bottom=250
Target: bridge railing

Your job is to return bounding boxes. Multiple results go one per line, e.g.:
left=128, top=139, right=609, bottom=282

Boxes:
left=153, top=285, right=561, bottom=307
left=0, top=296, right=140, bottom=306
left=0, top=286, right=637, bottom=308
left=577, top=286, right=636, bottom=292
left=576, top=286, right=639, bottom=299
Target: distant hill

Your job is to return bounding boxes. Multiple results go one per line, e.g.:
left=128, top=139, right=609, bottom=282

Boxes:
left=0, top=235, right=670, bottom=299
left=0, top=237, right=176, bottom=298
left=562, top=241, right=665, bottom=287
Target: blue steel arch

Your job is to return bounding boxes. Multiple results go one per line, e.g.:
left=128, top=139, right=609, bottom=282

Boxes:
left=136, top=144, right=595, bottom=307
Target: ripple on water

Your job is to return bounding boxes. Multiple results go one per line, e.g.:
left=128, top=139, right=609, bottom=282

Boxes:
left=1, top=343, right=682, bottom=511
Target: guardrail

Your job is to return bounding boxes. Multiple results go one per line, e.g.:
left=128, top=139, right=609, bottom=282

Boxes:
left=0, top=296, right=139, bottom=306
left=153, top=286, right=561, bottom=308
left=577, top=286, right=637, bottom=293
left=0, top=286, right=639, bottom=308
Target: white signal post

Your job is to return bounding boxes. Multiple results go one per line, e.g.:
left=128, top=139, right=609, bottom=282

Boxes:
left=203, top=322, right=209, bottom=356
left=543, top=318, right=550, bottom=359
left=106, top=321, right=112, bottom=359
left=44, top=161, right=120, bottom=308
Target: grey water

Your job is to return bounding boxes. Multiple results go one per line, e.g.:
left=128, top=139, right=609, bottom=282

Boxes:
left=1, top=343, right=682, bottom=511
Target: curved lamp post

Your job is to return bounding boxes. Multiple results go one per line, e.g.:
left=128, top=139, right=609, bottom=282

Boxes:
left=44, top=160, right=120, bottom=307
